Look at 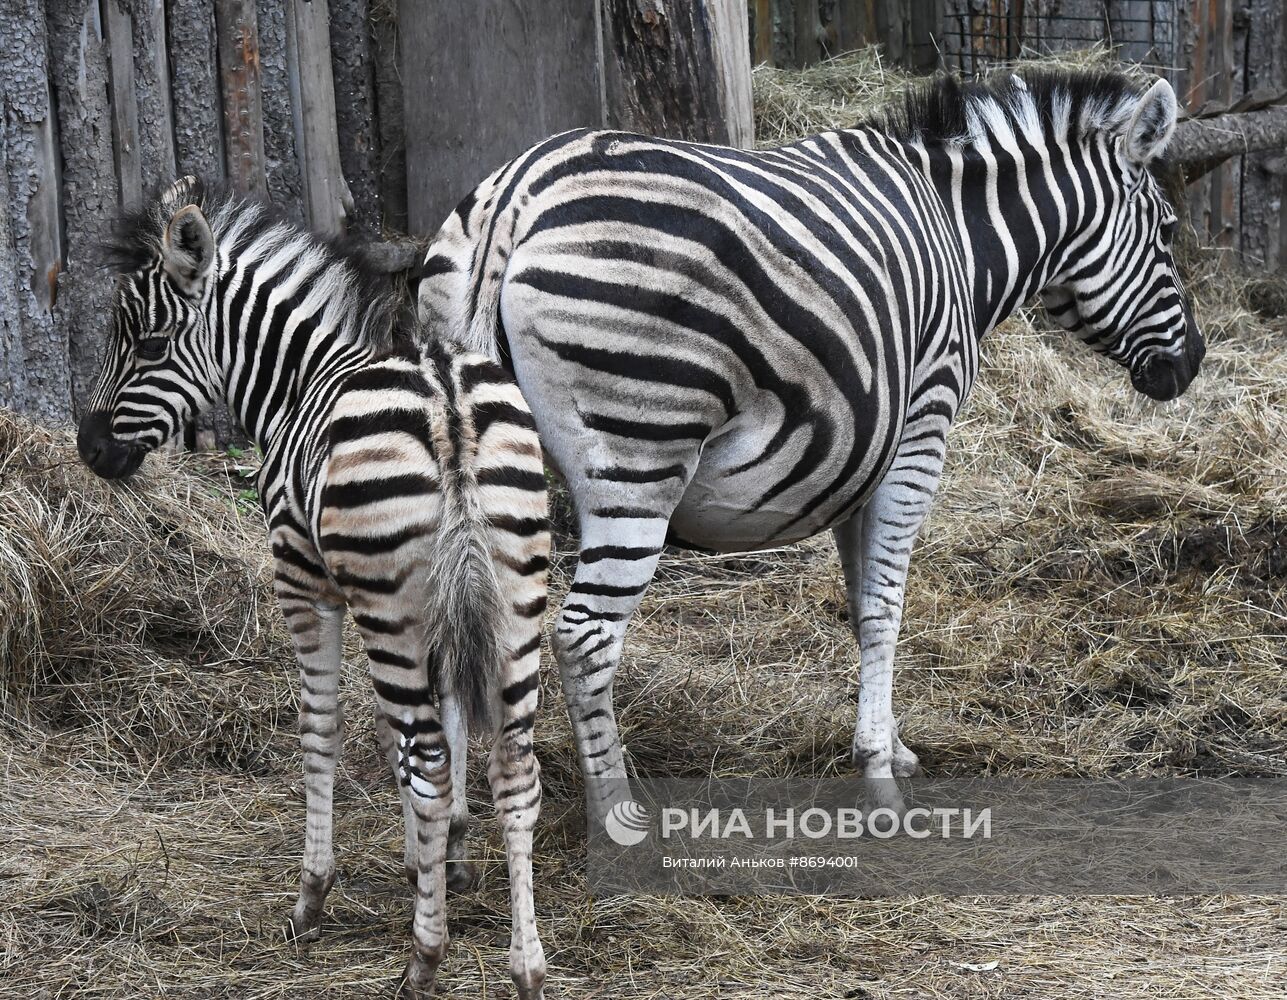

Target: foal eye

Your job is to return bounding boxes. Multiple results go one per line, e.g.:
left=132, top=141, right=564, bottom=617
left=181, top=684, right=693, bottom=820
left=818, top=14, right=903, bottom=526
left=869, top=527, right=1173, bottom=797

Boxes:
left=136, top=337, right=169, bottom=361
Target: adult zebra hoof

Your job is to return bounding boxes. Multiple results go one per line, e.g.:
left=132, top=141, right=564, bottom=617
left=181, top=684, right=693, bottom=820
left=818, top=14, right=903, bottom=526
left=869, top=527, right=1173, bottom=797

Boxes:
left=446, top=859, right=480, bottom=893
left=862, top=774, right=907, bottom=823
left=892, top=741, right=921, bottom=778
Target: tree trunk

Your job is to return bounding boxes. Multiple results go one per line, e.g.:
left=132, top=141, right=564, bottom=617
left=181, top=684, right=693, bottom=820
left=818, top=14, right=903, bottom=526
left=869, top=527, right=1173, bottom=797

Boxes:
left=328, top=0, right=381, bottom=236
left=168, top=0, right=226, bottom=184
left=601, top=0, right=754, bottom=147
left=0, top=0, right=70, bottom=426
left=47, top=0, right=118, bottom=417
left=256, top=0, right=304, bottom=220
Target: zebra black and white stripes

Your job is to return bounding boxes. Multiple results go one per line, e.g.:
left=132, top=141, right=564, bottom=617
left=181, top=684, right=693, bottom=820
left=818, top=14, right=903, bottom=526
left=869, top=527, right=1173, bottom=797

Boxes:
left=418, top=70, right=1204, bottom=820
left=78, top=178, right=550, bottom=1000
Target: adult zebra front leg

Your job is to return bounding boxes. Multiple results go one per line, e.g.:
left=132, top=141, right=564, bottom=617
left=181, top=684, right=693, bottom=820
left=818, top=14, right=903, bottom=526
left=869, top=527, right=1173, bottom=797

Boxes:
left=834, top=458, right=938, bottom=814
left=554, top=509, right=669, bottom=827
left=276, top=588, right=346, bottom=942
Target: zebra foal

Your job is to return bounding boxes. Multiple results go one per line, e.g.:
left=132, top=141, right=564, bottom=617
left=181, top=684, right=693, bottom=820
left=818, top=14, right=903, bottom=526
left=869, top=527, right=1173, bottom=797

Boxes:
left=418, top=70, right=1206, bottom=821
left=76, top=178, right=550, bottom=999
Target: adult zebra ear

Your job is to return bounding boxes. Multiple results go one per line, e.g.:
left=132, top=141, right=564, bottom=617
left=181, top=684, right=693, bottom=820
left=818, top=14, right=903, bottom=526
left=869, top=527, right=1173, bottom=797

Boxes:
left=161, top=203, right=215, bottom=298
left=1123, top=78, right=1178, bottom=164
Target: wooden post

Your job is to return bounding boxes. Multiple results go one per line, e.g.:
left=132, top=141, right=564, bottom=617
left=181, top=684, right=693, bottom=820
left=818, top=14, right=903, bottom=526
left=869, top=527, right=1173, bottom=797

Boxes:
left=168, top=0, right=226, bottom=183
left=400, top=0, right=601, bottom=236
left=47, top=0, right=119, bottom=416
left=252, top=0, right=304, bottom=216
left=130, top=0, right=178, bottom=192
left=214, top=0, right=267, bottom=195
left=286, top=0, right=349, bottom=237
left=601, top=0, right=754, bottom=146
left=327, top=0, right=382, bottom=235
left=752, top=0, right=774, bottom=64
left=793, top=0, right=820, bottom=65
left=370, top=2, right=407, bottom=232
left=709, top=0, right=755, bottom=148
left=0, top=0, right=71, bottom=426
left=102, top=0, right=143, bottom=210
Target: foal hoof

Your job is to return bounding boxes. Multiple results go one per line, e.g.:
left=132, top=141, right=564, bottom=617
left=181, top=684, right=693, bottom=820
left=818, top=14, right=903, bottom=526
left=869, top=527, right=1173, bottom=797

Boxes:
left=284, top=913, right=321, bottom=944
left=446, top=860, right=480, bottom=893
left=515, top=969, right=547, bottom=1000
left=398, top=952, right=441, bottom=1000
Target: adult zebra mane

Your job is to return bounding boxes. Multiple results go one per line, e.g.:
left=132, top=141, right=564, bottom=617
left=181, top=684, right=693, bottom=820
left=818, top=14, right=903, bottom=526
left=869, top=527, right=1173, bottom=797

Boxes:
left=882, top=68, right=1149, bottom=149
left=100, top=178, right=402, bottom=352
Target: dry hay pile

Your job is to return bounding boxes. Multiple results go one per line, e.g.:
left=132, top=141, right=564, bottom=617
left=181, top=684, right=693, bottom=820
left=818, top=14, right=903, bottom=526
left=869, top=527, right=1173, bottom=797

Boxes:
left=2, top=49, right=1285, bottom=1000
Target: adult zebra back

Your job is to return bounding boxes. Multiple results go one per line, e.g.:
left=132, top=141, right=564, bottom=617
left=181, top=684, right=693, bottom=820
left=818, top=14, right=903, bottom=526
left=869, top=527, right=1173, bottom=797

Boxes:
left=77, top=178, right=550, bottom=999
left=417, top=70, right=1204, bottom=821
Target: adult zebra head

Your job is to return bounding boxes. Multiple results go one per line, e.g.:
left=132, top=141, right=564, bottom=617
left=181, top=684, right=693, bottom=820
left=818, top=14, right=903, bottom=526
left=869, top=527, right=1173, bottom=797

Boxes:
left=79, top=177, right=222, bottom=479
left=902, top=71, right=1204, bottom=402
left=1027, top=74, right=1204, bottom=401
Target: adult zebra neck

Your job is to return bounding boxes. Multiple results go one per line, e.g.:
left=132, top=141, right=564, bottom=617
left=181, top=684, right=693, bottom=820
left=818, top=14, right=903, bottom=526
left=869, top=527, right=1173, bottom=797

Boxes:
left=915, top=123, right=1091, bottom=341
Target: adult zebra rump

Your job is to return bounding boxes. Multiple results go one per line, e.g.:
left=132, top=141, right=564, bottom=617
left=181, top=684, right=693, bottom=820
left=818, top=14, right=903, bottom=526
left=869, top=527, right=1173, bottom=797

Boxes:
left=77, top=178, right=550, bottom=1000
left=417, top=70, right=1204, bottom=822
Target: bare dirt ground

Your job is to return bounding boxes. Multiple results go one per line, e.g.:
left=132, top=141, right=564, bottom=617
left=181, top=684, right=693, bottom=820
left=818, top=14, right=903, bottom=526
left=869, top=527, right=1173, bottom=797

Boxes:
left=2, top=50, right=1284, bottom=1000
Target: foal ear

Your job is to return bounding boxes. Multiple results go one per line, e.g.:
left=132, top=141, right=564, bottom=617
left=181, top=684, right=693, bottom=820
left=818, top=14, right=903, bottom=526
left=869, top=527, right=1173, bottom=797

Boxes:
left=1124, top=78, right=1178, bottom=164
left=161, top=203, right=215, bottom=297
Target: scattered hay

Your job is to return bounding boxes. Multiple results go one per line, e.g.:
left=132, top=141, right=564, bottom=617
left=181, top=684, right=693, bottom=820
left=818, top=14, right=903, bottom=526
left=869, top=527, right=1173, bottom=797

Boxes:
left=2, top=46, right=1285, bottom=1000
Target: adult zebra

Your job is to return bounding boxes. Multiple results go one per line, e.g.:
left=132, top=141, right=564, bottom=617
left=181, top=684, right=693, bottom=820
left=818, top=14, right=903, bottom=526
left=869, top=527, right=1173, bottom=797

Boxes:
left=417, top=70, right=1205, bottom=821
left=77, top=178, right=550, bottom=999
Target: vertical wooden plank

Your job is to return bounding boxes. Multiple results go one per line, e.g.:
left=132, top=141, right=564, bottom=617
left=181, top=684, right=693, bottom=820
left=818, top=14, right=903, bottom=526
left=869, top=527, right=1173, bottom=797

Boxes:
left=102, top=1, right=142, bottom=210
left=836, top=0, right=869, bottom=51
left=168, top=0, right=227, bottom=184
left=1206, top=0, right=1236, bottom=247
left=400, top=0, right=600, bottom=235
left=131, top=0, right=177, bottom=191
left=214, top=0, right=267, bottom=195
left=47, top=0, right=119, bottom=415
left=907, top=0, right=939, bottom=72
left=256, top=0, right=304, bottom=218
left=0, top=0, right=72, bottom=425
left=709, top=0, right=754, bottom=148
left=753, top=0, right=774, bottom=64
left=327, top=0, right=382, bottom=235
left=286, top=0, right=349, bottom=236
left=370, top=3, right=407, bottom=232
left=876, top=0, right=904, bottom=67
left=793, top=0, right=819, bottom=66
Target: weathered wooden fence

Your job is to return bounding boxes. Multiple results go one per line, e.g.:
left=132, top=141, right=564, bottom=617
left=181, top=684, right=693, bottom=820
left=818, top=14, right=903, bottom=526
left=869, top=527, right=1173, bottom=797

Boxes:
left=0, top=0, right=1280, bottom=432
left=0, top=0, right=757, bottom=429
left=758, top=0, right=1287, bottom=272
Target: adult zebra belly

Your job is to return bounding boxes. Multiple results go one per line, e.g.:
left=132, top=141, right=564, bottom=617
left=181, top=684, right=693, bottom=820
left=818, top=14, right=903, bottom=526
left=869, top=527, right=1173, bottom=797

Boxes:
left=666, top=398, right=900, bottom=552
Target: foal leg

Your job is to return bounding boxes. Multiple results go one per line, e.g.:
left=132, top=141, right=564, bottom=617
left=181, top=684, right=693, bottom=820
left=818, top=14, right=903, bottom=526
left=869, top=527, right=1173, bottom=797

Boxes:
left=278, top=596, right=346, bottom=941
left=374, top=706, right=420, bottom=888
left=354, top=612, right=454, bottom=999
left=487, top=625, right=546, bottom=1000
left=440, top=689, right=478, bottom=891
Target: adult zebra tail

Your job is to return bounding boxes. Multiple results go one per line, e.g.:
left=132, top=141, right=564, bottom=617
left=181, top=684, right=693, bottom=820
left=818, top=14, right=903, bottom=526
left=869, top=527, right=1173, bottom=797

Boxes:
left=417, top=160, right=525, bottom=363
left=424, top=421, right=506, bottom=734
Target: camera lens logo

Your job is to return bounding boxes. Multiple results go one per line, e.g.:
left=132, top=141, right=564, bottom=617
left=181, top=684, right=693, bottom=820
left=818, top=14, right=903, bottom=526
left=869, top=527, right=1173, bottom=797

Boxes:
left=604, top=800, right=651, bottom=846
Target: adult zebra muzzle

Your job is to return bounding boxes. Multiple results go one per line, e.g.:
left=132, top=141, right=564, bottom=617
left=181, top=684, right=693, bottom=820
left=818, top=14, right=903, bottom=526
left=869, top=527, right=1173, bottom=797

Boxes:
left=1130, top=312, right=1206, bottom=402
left=76, top=411, right=147, bottom=480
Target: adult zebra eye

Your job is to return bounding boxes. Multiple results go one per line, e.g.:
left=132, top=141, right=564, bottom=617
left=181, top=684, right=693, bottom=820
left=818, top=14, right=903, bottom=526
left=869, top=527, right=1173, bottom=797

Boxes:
left=1160, top=220, right=1177, bottom=246
left=137, top=337, right=169, bottom=361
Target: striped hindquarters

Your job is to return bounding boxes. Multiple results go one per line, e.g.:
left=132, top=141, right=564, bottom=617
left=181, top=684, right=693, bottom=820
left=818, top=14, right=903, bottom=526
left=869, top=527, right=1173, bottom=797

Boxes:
left=315, top=341, right=549, bottom=733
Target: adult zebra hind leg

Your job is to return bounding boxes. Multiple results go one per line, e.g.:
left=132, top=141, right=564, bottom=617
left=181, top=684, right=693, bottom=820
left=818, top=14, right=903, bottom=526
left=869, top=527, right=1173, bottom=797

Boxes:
left=277, top=592, right=346, bottom=942
left=833, top=471, right=935, bottom=816
left=554, top=507, right=670, bottom=828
